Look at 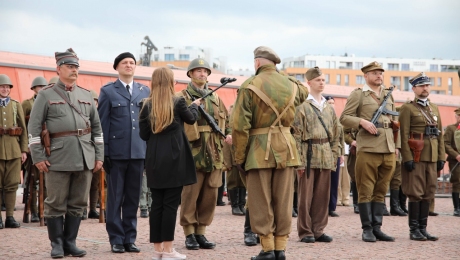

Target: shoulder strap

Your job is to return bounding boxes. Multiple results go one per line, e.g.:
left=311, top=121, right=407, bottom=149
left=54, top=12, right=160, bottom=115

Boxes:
left=52, top=86, right=90, bottom=127
left=309, top=103, right=331, bottom=144
left=12, top=101, right=18, bottom=126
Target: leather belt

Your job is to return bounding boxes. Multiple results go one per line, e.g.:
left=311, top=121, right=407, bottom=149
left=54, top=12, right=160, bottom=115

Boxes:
left=50, top=128, right=91, bottom=138
left=412, top=133, right=437, bottom=140
left=374, top=122, right=391, bottom=129
left=302, top=138, right=329, bottom=144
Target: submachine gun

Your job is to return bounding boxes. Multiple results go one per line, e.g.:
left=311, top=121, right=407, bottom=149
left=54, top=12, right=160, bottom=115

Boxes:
left=369, top=86, right=399, bottom=136
left=185, top=77, right=237, bottom=139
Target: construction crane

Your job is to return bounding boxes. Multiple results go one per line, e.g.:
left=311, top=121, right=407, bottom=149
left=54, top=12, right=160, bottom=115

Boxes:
left=140, top=36, right=158, bottom=66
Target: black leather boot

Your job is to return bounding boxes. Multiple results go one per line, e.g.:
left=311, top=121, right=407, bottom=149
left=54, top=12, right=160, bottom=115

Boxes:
left=251, top=250, right=275, bottom=260
left=244, top=209, right=257, bottom=246
left=351, top=182, right=359, bottom=214
left=358, top=202, right=376, bottom=242
left=195, top=234, right=216, bottom=249
left=452, top=192, right=460, bottom=216
left=399, top=187, right=408, bottom=213
left=0, top=215, right=3, bottom=229
left=408, top=201, right=426, bottom=241
left=63, top=214, right=86, bottom=256
left=274, top=250, right=286, bottom=260
left=217, top=181, right=225, bottom=206
left=239, top=188, right=247, bottom=215
left=292, top=192, right=298, bottom=217
left=229, top=189, right=244, bottom=216
left=5, top=216, right=20, bottom=228
left=81, top=208, right=87, bottom=220
left=419, top=200, right=438, bottom=241
left=390, top=189, right=407, bottom=216
left=184, top=234, right=199, bottom=250
left=382, top=198, right=390, bottom=216
left=371, top=202, right=394, bottom=241
left=31, top=212, right=40, bottom=223
left=47, top=216, right=65, bottom=258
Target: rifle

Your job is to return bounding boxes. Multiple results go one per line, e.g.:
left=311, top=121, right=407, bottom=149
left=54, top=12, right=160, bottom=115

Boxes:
left=369, top=86, right=399, bottom=136
left=39, top=170, right=44, bottom=226
left=305, top=139, right=313, bottom=179
left=22, top=155, right=34, bottom=223
left=99, top=168, right=106, bottom=223
left=185, top=89, right=226, bottom=139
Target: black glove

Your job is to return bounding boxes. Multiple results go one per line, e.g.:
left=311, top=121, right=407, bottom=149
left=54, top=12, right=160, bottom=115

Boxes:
left=103, top=156, right=112, bottom=174
left=437, top=161, right=445, bottom=171
left=404, top=161, right=415, bottom=172
left=236, top=164, right=247, bottom=175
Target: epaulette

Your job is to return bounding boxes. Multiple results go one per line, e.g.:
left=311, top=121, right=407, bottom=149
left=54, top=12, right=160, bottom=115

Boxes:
left=351, top=87, right=362, bottom=92
left=77, top=85, right=90, bottom=92
left=101, top=82, right=114, bottom=88
left=11, top=99, right=19, bottom=103
left=42, top=83, right=55, bottom=90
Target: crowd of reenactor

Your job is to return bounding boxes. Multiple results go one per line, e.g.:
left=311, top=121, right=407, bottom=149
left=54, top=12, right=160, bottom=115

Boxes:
left=1, top=45, right=460, bottom=260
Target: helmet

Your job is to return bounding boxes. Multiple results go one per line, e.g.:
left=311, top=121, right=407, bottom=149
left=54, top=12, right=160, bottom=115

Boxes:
left=49, top=76, right=59, bottom=85
left=186, top=58, right=211, bottom=78
left=31, top=76, right=48, bottom=90
left=90, top=90, right=98, bottom=101
left=0, top=74, right=13, bottom=88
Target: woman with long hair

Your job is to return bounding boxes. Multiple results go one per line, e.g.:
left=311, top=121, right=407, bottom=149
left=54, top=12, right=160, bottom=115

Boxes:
left=139, top=67, right=201, bottom=260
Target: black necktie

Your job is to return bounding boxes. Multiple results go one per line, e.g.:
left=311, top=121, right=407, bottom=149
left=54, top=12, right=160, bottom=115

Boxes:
left=126, top=85, right=131, bottom=96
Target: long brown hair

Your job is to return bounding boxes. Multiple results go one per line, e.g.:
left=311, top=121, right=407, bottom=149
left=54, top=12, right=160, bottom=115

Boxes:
left=143, top=67, right=175, bottom=133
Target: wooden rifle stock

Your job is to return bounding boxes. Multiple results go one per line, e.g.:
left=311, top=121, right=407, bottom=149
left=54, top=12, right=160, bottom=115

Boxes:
left=99, top=168, right=105, bottom=223
left=39, top=170, right=45, bottom=226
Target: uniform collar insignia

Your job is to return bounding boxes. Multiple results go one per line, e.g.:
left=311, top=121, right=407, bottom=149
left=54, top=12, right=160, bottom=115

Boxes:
left=0, top=97, right=10, bottom=107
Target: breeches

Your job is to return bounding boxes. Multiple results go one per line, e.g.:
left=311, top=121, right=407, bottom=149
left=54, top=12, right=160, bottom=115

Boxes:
left=401, top=161, right=437, bottom=202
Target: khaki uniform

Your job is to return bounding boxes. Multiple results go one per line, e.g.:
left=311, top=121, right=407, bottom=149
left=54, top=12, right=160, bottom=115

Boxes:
left=336, top=123, right=350, bottom=205
left=340, top=86, right=399, bottom=203
left=400, top=99, right=444, bottom=201
left=293, top=98, right=339, bottom=239
left=0, top=99, right=28, bottom=217
left=28, top=81, right=104, bottom=217
left=344, top=128, right=357, bottom=182
left=178, top=83, right=230, bottom=236
left=444, top=124, right=460, bottom=192
left=233, top=64, right=308, bottom=251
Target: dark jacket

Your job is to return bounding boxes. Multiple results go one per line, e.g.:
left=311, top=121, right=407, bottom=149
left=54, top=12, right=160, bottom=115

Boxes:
left=139, top=97, right=199, bottom=189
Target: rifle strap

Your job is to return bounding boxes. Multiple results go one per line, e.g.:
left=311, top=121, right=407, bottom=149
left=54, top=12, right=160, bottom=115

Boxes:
left=309, top=103, right=332, bottom=145
left=411, top=102, right=436, bottom=125
left=52, top=86, right=90, bottom=128
left=247, top=82, right=298, bottom=160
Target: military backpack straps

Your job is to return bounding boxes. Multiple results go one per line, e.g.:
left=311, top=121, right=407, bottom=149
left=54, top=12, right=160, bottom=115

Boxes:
left=246, top=82, right=298, bottom=160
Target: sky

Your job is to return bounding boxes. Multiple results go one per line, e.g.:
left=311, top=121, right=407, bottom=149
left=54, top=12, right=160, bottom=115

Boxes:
left=1, top=0, right=459, bottom=71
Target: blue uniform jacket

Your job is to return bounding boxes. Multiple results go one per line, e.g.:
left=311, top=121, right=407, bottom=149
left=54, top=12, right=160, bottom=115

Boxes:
left=98, top=79, right=150, bottom=160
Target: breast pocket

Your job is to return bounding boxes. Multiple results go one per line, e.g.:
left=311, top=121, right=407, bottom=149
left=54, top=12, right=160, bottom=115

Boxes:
left=111, top=101, right=128, bottom=117
left=48, top=100, right=66, bottom=117
left=78, top=99, right=92, bottom=116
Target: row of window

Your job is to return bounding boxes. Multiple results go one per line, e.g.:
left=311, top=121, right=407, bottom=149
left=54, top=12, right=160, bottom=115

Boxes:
left=164, top=54, right=190, bottom=61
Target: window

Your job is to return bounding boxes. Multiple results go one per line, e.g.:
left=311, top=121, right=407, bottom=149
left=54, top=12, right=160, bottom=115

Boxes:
left=344, top=75, right=349, bottom=86
left=388, top=63, right=399, bottom=71
left=401, top=63, right=410, bottom=71
left=390, top=76, right=401, bottom=89
left=403, top=77, right=410, bottom=91
left=355, top=62, right=363, bottom=70
left=356, top=75, right=364, bottom=85
left=336, top=74, right=341, bottom=85
left=179, top=54, right=190, bottom=60
left=429, top=64, right=438, bottom=72
left=295, top=74, right=304, bottom=82
left=331, top=61, right=336, bottom=69
left=430, top=77, right=435, bottom=86
left=165, top=54, right=175, bottom=61
left=293, top=61, right=304, bottom=68
left=449, top=78, right=453, bottom=95
left=307, top=60, right=316, bottom=68
left=437, top=77, right=442, bottom=86
left=326, top=61, right=330, bottom=68
left=325, top=74, right=330, bottom=84
left=440, top=65, right=449, bottom=72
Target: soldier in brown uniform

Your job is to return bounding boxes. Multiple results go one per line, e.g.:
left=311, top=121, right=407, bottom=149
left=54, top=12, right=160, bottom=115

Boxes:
left=22, top=76, right=48, bottom=223
left=444, top=108, right=460, bottom=217
left=340, top=61, right=399, bottom=243
left=233, top=46, right=308, bottom=260
left=344, top=128, right=360, bottom=214
left=293, top=68, right=339, bottom=244
left=0, top=74, right=28, bottom=229
left=399, top=72, right=443, bottom=241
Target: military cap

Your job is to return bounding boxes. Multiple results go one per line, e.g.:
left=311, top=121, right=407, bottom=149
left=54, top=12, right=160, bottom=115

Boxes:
left=113, top=52, right=136, bottom=70
left=90, top=90, right=98, bottom=101
left=55, top=48, right=79, bottom=67
left=0, top=74, right=13, bottom=88
left=254, top=46, right=281, bottom=64
left=49, top=76, right=59, bottom=85
left=361, top=61, right=384, bottom=73
left=31, top=76, right=47, bottom=90
left=305, top=66, right=323, bottom=81
left=409, top=72, right=431, bottom=87
left=454, top=107, right=460, bottom=115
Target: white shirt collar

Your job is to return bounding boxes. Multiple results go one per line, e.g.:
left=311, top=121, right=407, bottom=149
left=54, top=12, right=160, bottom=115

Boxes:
left=307, top=94, right=326, bottom=111
left=119, top=79, right=134, bottom=95
left=362, top=84, right=382, bottom=95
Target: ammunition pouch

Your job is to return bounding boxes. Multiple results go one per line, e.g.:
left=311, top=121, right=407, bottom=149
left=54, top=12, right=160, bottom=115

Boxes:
left=408, top=133, right=425, bottom=163
left=183, top=123, right=208, bottom=142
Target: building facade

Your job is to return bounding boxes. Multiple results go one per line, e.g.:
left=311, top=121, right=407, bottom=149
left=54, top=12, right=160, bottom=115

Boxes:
left=282, top=54, right=460, bottom=95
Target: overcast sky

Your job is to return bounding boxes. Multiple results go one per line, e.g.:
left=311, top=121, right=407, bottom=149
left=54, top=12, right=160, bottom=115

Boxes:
left=1, top=0, right=459, bottom=71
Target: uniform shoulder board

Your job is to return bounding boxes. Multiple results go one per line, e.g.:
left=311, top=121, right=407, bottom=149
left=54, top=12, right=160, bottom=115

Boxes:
left=101, top=82, right=114, bottom=88
left=407, top=100, right=413, bottom=104
left=77, top=85, right=90, bottom=92
left=42, top=84, right=55, bottom=90
left=351, top=87, right=362, bottom=92
left=11, top=99, right=19, bottom=103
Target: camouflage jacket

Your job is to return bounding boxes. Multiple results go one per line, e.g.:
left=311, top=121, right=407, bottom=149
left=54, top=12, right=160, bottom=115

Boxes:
left=232, top=64, right=309, bottom=171
left=293, top=99, right=339, bottom=170
left=177, top=83, right=230, bottom=173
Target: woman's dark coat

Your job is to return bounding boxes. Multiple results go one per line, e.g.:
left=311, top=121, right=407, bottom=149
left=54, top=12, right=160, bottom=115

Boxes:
left=139, top=97, right=199, bottom=189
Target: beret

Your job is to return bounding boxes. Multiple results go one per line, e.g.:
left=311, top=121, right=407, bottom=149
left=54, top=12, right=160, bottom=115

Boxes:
left=254, top=46, right=281, bottom=64
left=113, top=52, right=136, bottom=70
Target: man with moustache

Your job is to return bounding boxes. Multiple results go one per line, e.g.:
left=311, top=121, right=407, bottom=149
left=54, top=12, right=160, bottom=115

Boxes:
left=178, top=58, right=231, bottom=250
left=399, top=72, right=443, bottom=241
left=0, top=74, right=28, bottom=229
left=293, top=67, right=339, bottom=244
left=340, top=61, right=399, bottom=243
left=233, top=46, right=309, bottom=260
left=28, top=48, right=104, bottom=258
left=98, top=52, right=150, bottom=253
